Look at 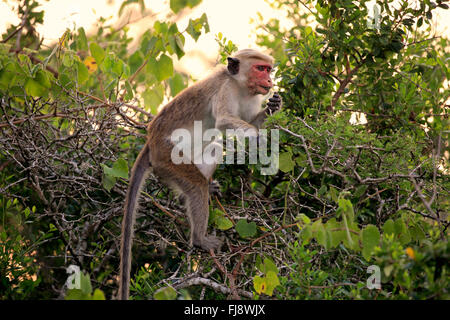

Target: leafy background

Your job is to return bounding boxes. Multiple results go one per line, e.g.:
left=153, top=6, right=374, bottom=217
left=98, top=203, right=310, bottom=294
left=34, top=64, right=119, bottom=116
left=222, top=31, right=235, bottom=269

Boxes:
left=0, top=0, right=448, bottom=300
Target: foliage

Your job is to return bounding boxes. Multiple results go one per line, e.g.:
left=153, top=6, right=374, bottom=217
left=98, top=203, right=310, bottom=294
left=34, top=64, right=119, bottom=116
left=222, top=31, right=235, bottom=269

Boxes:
left=0, top=0, right=448, bottom=301
left=65, top=271, right=106, bottom=300
left=0, top=197, right=44, bottom=299
left=0, top=0, right=209, bottom=299
left=251, top=0, right=449, bottom=299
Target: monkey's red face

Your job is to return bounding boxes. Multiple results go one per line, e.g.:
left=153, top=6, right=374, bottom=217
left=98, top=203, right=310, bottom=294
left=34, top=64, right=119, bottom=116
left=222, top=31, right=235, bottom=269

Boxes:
left=247, top=62, right=273, bottom=95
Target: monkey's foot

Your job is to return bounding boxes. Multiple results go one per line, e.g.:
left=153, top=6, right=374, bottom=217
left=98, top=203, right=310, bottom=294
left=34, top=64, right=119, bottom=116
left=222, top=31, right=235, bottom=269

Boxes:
left=194, top=236, right=222, bottom=251
left=209, top=180, right=222, bottom=197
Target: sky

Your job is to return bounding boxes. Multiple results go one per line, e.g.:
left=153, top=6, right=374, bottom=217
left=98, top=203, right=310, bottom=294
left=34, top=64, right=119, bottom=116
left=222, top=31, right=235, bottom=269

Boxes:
left=0, top=0, right=449, bottom=79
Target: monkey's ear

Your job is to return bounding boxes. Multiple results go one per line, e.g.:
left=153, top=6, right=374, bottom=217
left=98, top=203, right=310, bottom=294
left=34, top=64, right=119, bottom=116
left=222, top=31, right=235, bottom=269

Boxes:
left=227, top=57, right=240, bottom=75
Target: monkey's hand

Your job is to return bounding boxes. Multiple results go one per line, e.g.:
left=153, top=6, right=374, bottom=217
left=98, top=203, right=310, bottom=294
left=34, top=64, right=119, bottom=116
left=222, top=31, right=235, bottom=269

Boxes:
left=266, top=93, right=282, bottom=115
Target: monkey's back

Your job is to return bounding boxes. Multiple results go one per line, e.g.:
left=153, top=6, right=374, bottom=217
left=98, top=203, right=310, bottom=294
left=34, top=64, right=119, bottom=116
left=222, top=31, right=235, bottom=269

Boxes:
left=147, top=67, right=230, bottom=138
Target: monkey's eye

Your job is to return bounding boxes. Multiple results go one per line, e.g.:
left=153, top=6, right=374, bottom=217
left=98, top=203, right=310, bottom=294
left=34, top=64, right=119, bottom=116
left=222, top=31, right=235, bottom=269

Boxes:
left=256, top=65, right=272, bottom=73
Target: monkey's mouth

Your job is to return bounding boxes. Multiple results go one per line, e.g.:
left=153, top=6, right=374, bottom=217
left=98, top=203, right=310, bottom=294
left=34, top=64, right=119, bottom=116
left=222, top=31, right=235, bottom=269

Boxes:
left=259, top=85, right=271, bottom=92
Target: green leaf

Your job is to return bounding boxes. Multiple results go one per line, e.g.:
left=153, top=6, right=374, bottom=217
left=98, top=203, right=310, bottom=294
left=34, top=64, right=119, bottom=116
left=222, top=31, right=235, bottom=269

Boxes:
left=0, top=63, right=17, bottom=89
left=101, top=158, right=128, bottom=191
left=124, top=81, right=134, bottom=100
left=92, top=289, right=106, bottom=300
left=341, top=220, right=359, bottom=251
left=301, top=225, right=313, bottom=241
left=146, top=57, right=158, bottom=76
left=354, top=185, right=368, bottom=198
left=330, top=229, right=345, bottom=248
left=102, top=53, right=115, bottom=73
left=384, top=264, right=394, bottom=277
left=79, top=272, right=92, bottom=296
left=325, top=218, right=344, bottom=248
left=187, top=0, right=202, bottom=8
left=316, top=223, right=329, bottom=249
left=156, top=54, right=173, bottom=81
left=105, top=158, right=129, bottom=179
left=209, top=208, right=223, bottom=224
left=409, top=225, right=426, bottom=241
left=279, top=152, right=295, bottom=173
left=362, top=224, right=380, bottom=261
left=65, top=289, right=85, bottom=300
left=338, top=198, right=354, bottom=221
left=382, top=219, right=395, bottom=235
left=253, top=276, right=265, bottom=294
left=76, top=60, right=89, bottom=84
left=77, top=27, right=88, bottom=51
left=128, top=50, right=144, bottom=75
left=264, top=271, right=280, bottom=296
left=200, top=13, right=209, bottom=33
left=62, top=52, right=75, bottom=67
left=318, top=184, right=327, bottom=196
left=24, top=207, right=30, bottom=219
left=262, top=258, right=278, bottom=274
left=143, top=84, right=164, bottom=114
left=35, top=69, right=51, bottom=88
left=170, top=0, right=187, bottom=13
left=186, top=15, right=208, bottom=41
left=112, top=58, right=128, bottom=77
left=90, top=42, right=105, bottom=64
left=235, top=219, right=257, bottom=238
left=154, top=286, right=177, bottom=300
left=392, top=219, right=411, bottom=244
left=168, top=73, right=186, bottom=96
left=146, top=55, right=174, bottom=82
left=174, top=35, right=185, bottom=59
left=153, top=21, right=168, bottom=36
left=215, top=216, right=233, bottom=230
left=25, top=77, right=46, bottom=97
left=297, top=213, right=311, bottom=225
left=328, top=186, right=338, bottom=203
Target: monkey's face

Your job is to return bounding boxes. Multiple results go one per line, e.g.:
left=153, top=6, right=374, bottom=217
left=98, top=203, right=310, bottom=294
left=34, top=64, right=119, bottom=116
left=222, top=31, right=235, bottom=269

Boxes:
left=246, top=61, right=273, bottom=95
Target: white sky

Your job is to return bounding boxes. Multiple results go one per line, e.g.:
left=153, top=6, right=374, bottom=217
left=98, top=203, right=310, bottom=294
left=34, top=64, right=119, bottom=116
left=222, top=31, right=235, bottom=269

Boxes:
left=0, top=0, right=449, bottom=79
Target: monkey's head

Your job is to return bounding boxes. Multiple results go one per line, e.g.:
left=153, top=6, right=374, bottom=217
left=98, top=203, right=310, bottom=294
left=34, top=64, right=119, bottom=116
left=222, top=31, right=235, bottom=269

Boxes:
left=227, top=49, right=274, bottom=96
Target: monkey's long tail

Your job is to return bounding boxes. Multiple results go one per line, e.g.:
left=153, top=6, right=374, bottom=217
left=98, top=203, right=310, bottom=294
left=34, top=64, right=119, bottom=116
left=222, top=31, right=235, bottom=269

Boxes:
left=118, top=143, right=151, bottom=300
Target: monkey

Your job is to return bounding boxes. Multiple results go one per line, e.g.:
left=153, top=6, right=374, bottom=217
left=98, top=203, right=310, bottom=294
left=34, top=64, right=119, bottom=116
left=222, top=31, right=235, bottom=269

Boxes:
left=118, top=49, right=282, bottom=299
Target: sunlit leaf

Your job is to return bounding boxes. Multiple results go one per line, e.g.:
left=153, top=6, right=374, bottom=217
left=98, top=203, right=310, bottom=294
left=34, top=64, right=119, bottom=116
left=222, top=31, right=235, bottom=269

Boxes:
left=279, top=151, right=295, bottom=173
left=169, top=73, right=186, bottom=96
left=76, top=60, right=89, bottom=84
left=215, top=216, right=233, bottom=230
left=83, top=56, right=98, bottom=74
left=154, top=286, right=177, bottom=300
left=90, top=42, right=105, bottom=64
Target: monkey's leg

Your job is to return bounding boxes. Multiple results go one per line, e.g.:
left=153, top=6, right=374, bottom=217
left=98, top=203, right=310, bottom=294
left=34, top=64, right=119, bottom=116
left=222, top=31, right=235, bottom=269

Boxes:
left=154, top=163, right=222, bottom=251
left=183, top=184, right=222, bottom=251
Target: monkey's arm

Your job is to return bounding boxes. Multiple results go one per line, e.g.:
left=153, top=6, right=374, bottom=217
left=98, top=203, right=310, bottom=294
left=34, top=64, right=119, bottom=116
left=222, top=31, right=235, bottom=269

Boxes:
left=250, top=110, right=268, bottom=128
left=215, top=113, right=258, bottom=133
